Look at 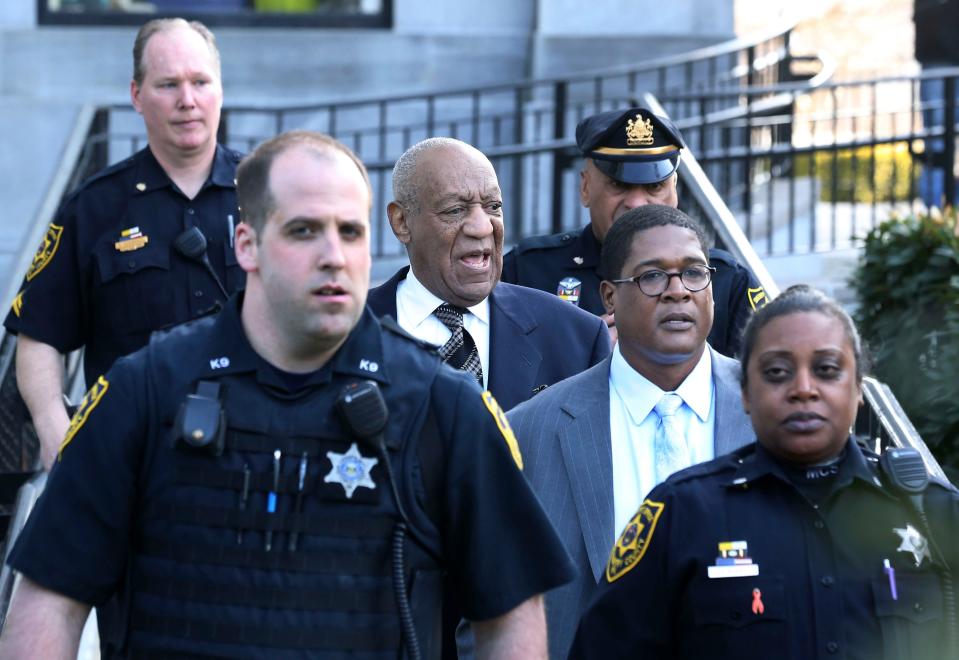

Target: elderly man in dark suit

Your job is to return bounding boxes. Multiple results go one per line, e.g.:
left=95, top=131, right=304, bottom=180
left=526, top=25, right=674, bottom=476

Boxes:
left=367, top=137, right=610, bottom=412
left=508, top=204, right=756, bottom=660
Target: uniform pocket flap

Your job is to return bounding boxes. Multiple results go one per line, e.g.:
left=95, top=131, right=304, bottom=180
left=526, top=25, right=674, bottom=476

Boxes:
left=690, top=575, right=786, bottom=628
left=94, top=240, right=171, bottom=283
left=872, top=572, right=943, bottom=624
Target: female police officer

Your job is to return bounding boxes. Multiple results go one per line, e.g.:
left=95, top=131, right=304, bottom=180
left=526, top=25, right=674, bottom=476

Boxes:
left=569, top=285, right=959, bottom=660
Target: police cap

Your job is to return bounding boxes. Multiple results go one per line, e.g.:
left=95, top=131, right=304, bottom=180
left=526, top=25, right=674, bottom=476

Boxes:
left=576, top=107, right=686, bottom=185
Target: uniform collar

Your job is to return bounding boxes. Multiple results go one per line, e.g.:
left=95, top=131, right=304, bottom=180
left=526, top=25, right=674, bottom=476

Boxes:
left=725, top=438, right=888, bottom=495
left=197, top=293, right=390, bottom=392
left=566, top=224, right=601, bottom=269
left=132, top=144, right=237, bottom=196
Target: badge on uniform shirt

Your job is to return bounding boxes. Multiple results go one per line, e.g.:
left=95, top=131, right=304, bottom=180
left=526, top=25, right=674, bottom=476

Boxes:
left=606, top=499, right=665, bottom=583
left=26, top=223, right=64, bottom=282
left=324, top=442, right=378, bottom=499
left=481, top=391, right=523, bottom=470
left=747, top=286, right=768, bottom=310
left=59, top=375, right=110, bottom=459
left=114, top=226, right=149, bottom=253
left=10, top=291, right=23, bottom=318
left=556, top=277, right=582, bottom=305
left=893, top=524, right=932, bottom=567
left=707, top=540, right=760, bottom=578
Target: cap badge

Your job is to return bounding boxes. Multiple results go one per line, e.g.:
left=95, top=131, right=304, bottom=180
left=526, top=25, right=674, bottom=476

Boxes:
left=626, top=114, right=655, bottom=147
left=573, top=256, right=584, bottom=265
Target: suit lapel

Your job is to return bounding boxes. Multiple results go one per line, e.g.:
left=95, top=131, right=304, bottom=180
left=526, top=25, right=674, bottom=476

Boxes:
left=487, top=285, right=542, bottom=410
left=557, top=360, right=615, bottom=583
left=711, top=348, right=753, bottom=455
left=366, top=267, right=405, bottom=319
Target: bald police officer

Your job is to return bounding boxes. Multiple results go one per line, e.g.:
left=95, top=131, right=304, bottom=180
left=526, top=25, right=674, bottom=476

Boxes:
left=0, top=131, right=573, bottom=659
left=501, top=107, right=767, bottom=357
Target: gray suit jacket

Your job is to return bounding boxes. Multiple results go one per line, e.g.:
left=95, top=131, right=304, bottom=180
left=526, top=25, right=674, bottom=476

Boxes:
left=508, top=347, right=756, bottom=660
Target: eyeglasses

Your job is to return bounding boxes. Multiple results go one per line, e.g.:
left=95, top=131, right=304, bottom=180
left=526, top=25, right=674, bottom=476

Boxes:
left=610, top=265, right=716, bottom=297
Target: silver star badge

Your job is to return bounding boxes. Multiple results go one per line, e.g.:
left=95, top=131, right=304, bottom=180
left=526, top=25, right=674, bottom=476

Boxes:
left=893, top=524, right=931, bottom=567
left=324, top=442, right=378, bottom=498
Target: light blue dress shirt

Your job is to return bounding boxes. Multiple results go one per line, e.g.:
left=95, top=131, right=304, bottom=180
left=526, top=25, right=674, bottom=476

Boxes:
left=608, top=344, right=715, bottom=541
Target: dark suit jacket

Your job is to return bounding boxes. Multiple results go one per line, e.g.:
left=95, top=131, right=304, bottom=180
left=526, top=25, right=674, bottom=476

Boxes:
left=366, top=267, right=611, bottom=411
left=507, top=349, right=757, bottom=660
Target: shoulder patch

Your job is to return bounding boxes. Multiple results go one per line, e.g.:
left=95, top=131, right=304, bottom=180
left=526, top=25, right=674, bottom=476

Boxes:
left=481, top=390, right=523, bottom=470
left=25, top=223, right=64, bottom=282
left=59, top=375, right=109, bottom=459
left=10, top=291, right=23, bottom=317
left=606, top=499, right=665, bottom=583
left=747, top=286, right=768, bottom=310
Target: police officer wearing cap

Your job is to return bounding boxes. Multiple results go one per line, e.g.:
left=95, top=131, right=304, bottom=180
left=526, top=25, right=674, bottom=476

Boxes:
left=4, top=18, right=244, bottom=471
left=569, top=285, right=959, bottom=660
left=501, top=107, right=767, bottom=358
left=0, top=131, right=574, bottom=660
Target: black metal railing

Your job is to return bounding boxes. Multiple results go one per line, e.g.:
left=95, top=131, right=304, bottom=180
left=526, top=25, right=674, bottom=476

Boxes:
left=65, top=19, right=811, bottom=254
left=666, top=67, right=959, bottom=256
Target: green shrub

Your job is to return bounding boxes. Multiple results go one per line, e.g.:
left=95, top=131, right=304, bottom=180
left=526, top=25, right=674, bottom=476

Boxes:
left=852, top=209, right=959, bottom=475
left=793, top=142, right=916, bottom=203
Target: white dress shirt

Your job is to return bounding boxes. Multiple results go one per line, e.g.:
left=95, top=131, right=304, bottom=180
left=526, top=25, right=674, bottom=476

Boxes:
left=608, top=344, right=715, bottom=542
left=395, top=268, right=491, bottom=389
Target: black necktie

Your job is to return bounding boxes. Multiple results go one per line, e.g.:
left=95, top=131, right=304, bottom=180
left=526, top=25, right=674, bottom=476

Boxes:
left=433, top=303, right=484, bottom=386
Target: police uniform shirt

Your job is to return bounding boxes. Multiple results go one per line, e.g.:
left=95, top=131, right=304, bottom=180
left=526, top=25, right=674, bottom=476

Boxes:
left=569, top=440, right=959, bottom=660
left=4, top=145, right=245, bottom=387
left=501, top=223, right=767, bottom=358
left=8, top=295, right=575, bottom=658
left=609, top=343, right=714, bottom=541
left=395, top=266, right=491, bottom=389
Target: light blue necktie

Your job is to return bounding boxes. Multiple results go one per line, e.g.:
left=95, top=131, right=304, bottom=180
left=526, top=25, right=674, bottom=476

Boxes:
left=654, top=392, right=691, bottom=483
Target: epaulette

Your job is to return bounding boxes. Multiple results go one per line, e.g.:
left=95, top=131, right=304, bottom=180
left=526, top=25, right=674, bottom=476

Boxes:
left=512, top=230, right=577, bottom=255
left=73, top=155, right=137, bottom=192
left=706, top=247, right=738, bottom=267
left=666, top=445, right=753, bottom=486
left=379, top=315, right=439, bottom=353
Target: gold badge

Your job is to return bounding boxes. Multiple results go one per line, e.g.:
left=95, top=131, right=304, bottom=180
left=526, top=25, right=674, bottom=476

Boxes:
left=606, top=499, right=665, bottom=583
left=10, top=291, right=23, bottom=317
left=626, top=114, right=655, bottom=147
left=115, top=226, right=149, bottom=253
left=59, top=375, right=110, bottom=459
left=25, top=223, right=64, bottom=282
left=747, top=286, right=769, bottom=311
left=481, top=391, right=523, bottom=470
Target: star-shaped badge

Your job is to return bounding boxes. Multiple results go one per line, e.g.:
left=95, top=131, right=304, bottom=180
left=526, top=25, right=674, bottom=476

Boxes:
left=324, top=443, right=378, bottom=499
left=893, top=524, right=931, bottom=567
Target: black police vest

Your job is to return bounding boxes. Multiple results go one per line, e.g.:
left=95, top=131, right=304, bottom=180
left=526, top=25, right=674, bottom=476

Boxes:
left=114, top=340, right=445, bottom=658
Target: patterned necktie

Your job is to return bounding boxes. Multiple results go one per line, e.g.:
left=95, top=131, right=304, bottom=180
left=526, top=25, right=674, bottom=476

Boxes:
left=433, top=303, right=484, bottom=386
left=653, top=392, right=691, bottom=483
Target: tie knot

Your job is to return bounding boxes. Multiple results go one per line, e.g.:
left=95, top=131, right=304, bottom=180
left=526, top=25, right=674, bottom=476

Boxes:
left=654, top=392, right=683, bottom=418
left=434, top=303, right=466, bottom=331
